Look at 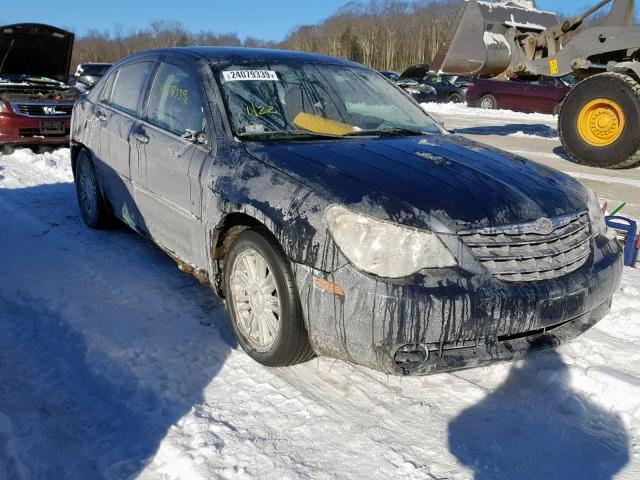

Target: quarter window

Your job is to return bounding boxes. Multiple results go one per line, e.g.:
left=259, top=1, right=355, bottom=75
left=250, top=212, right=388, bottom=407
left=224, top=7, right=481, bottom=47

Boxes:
left=146, top=63, right=206, bottom=137
left=109, top=61, right=154, bottom=115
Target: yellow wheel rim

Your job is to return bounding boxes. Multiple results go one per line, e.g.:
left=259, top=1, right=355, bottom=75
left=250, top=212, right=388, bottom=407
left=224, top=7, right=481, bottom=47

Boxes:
left=577, top=98, right=625, bottom=147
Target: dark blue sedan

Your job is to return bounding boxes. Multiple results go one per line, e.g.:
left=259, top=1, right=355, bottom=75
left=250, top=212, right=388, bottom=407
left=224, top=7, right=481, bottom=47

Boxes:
left=70, top=47, right=622, bottom=375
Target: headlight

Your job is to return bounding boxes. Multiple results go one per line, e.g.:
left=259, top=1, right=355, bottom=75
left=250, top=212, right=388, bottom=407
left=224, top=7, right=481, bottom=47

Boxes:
left=0, top=101, right=10, bottom=113
left=586, top=187, right=607, bottom=236
left=405, top=88, right=421, bottom=95
left=324, top=204, right=456, bottom=278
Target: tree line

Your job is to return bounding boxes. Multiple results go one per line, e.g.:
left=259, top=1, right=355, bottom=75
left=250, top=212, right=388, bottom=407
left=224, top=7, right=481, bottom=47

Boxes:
left=71, top=0, right=464, bottom=72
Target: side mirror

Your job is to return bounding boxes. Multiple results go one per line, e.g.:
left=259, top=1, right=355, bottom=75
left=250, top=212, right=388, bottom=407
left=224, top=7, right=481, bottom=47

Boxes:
left=78, top=77, right=97, bottom=90
left=196, top=131, right=208, bottom=145
left=182, top=129, right=208, bottom=145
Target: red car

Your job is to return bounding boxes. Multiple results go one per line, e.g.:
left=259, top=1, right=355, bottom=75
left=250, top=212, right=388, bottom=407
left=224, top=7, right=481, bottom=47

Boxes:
left=0, top=24, right=76, bottom=148
left=466, top=76, right=572, bottom=114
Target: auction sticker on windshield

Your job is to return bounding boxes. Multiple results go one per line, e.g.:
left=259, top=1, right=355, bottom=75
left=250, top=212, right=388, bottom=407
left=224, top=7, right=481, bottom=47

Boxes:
left=222, top=70, right=279, bottom=81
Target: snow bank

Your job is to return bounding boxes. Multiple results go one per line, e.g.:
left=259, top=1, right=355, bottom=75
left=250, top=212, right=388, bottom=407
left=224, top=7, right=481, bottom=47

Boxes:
left=0, top=147, right=72, bottom=187
left=421, top=101, right=555, bottom=124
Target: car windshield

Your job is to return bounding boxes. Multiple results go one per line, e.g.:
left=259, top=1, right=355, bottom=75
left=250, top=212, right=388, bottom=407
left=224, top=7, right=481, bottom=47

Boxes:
left=214, top=62, right=440, bottom=139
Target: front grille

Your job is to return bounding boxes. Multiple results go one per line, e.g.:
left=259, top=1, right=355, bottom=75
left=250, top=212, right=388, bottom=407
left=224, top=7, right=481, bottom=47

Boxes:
left=459, top=212, right=592, bottom=282
left=14, top=103, right=73, bottom=117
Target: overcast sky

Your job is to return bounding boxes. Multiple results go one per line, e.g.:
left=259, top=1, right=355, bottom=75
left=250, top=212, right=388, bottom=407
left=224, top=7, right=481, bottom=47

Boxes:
left=1, top=1, right=615, bottom=41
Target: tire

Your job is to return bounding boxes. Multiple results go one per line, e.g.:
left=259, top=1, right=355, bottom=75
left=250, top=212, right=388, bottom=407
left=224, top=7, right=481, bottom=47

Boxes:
left=223, top=228, right=313, bottom=367
left=559, top=73, right=640, bottom=169
left=448, top=93, right=463, bottom=104
left=478, top=94, right=497, bottom=110
left=75, top=150, right=112, bottom=228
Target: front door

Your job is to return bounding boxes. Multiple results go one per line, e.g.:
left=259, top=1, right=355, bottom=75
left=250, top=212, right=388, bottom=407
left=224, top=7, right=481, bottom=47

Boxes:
left=133, top=60, right=211, bottom=265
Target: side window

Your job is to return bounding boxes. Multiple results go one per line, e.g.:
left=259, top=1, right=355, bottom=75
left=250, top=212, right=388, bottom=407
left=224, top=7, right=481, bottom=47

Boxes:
left=100, top=71, right=117, bottom=103
left=109, top=61, right=155, bottom=116
left=146, top=63, right=206, bottom=137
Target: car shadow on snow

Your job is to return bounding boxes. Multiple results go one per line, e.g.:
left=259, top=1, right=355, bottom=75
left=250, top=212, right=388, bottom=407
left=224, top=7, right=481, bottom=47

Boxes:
left=0, top=180, right=237, bottom=479
left=454, top=123, right=559, bottom=139
left=448, top=349, right=629, bottom=480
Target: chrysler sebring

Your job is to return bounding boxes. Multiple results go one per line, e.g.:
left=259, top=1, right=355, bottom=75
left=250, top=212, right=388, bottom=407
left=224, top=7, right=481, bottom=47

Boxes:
left=70, top=47, right=623, bottom=375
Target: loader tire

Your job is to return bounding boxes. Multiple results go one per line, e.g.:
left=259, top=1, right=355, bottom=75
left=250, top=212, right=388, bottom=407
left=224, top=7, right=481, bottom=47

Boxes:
left=559, top=73, right=640, bottom=169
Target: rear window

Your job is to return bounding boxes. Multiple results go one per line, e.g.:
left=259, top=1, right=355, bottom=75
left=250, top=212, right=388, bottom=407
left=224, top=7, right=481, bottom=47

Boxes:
left=109, top=61, right=155, bottom=116
left=400, top=65, right=429, bottom=80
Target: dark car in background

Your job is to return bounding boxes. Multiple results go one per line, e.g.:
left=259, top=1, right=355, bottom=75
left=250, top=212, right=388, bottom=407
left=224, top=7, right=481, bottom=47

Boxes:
left=400, top=64, right=469, bottom=103
left=380, top=70, right=400, bottom=81
left=72, top=63, right=113, bottom=91
left=467, top=76, right=572, bottom=114
left=71, top=47, right=621, bottom=376
left=380, top=70, right=436, bottom=103
left=0, top=23, right=76, bottom=148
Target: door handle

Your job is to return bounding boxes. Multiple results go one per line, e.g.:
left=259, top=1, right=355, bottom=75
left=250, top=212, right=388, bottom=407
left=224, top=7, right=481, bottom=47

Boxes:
left=96, top=110, right=107, bottom=122
left=133, top=132, right=149, bottom=144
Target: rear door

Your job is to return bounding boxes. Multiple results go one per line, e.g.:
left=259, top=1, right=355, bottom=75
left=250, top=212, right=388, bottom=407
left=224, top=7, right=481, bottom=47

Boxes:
left=95, top=59, right=156, bottom=228
left=132, top=58, right=212, bottom=264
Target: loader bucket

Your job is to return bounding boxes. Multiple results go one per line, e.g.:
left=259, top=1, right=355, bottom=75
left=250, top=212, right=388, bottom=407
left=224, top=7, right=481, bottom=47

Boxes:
left=433, top=0, right=560, bottom=76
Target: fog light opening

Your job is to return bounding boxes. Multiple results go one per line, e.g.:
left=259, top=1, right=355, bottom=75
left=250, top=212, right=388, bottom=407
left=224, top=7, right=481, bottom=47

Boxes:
left=394, top=344, right=428, bottom=371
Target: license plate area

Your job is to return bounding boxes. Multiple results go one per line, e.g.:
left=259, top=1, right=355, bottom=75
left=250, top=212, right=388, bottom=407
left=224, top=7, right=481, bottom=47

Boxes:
left=39, top=121, right=65, bottom=135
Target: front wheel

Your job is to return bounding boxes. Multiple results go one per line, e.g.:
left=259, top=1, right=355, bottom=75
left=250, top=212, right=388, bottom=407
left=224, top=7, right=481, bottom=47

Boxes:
left=223, top=228, right=313, bottom=367
left=559, top=73, right=640, bottom=169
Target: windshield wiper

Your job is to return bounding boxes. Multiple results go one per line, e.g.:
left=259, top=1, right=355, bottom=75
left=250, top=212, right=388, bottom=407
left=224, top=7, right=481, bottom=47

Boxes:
left=348, top=127, right=427, bottom=137
left=237, top=129, right=369, bottom=140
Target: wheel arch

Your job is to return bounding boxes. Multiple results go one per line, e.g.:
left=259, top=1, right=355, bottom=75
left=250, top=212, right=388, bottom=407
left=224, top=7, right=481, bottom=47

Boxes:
left=70, top=141, right=86, bottom=179
left=208, top=208, right=289, bottom=297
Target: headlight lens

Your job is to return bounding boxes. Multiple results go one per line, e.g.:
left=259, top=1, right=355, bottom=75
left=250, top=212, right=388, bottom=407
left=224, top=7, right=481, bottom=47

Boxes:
left=586, top=187, right=607, bottom=236
left=0, top=101, right=10, bottom=113
left=406, top=88, right=421, bottom=95
left=324, top=204, right=456, bottom=278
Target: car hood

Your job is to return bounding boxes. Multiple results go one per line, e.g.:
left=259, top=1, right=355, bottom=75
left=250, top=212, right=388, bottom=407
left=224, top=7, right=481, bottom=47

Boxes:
left=244, top=134, right=588, bottom=233
left=0, top=24, right=74, bottom=82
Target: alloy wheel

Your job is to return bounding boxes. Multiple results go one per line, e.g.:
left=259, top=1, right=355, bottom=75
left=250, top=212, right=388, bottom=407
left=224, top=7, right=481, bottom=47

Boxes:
left=229, top=248, right=281, bottom=351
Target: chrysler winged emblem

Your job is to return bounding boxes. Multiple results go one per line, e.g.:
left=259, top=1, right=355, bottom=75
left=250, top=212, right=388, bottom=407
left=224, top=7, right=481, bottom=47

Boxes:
left=535, top=217, right=554, bottom=235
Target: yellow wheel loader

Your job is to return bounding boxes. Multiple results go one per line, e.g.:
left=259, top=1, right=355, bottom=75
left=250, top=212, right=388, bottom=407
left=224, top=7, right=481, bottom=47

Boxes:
left=433, top=0, right=640, bottom=169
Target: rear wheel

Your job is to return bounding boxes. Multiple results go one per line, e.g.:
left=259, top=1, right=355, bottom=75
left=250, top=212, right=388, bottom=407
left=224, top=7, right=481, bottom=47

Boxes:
left=447, top=92, right=463, bottom=103
left=559, top=73, right=640, bottom=169
left=224, top=228, right=313, bottom=367
left=75, top=150, right=112, bottom=228
left=478, top=94, right=497, bottom=110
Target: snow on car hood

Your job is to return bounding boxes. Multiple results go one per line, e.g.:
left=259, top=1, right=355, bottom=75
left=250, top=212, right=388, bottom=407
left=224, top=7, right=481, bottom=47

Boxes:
left=0, top=23, right=74, bottom=82
left=244, top=134, right=588, bottom=233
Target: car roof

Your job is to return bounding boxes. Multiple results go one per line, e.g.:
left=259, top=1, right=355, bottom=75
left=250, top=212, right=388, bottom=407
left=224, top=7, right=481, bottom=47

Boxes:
left=119, top=46, right=363, bottom=68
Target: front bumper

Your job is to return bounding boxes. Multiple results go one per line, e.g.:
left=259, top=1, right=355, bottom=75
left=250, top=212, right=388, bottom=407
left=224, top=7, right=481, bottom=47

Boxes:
left=294, top=235, right=623, bottom=375
left=0, top=113, right=71, bottom=145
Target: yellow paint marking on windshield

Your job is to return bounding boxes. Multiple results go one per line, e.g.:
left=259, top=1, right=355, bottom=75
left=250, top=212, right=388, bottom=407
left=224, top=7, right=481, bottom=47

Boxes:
left=293, top=112, right=355, bottom=136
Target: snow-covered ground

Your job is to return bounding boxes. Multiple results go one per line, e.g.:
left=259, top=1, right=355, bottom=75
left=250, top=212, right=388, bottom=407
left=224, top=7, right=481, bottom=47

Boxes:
left=1, top=114, right=639, bottom=479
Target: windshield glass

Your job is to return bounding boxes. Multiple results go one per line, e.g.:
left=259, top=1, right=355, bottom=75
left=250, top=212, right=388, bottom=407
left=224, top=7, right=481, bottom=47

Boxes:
left=214, top=62, right=439, bottom=138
